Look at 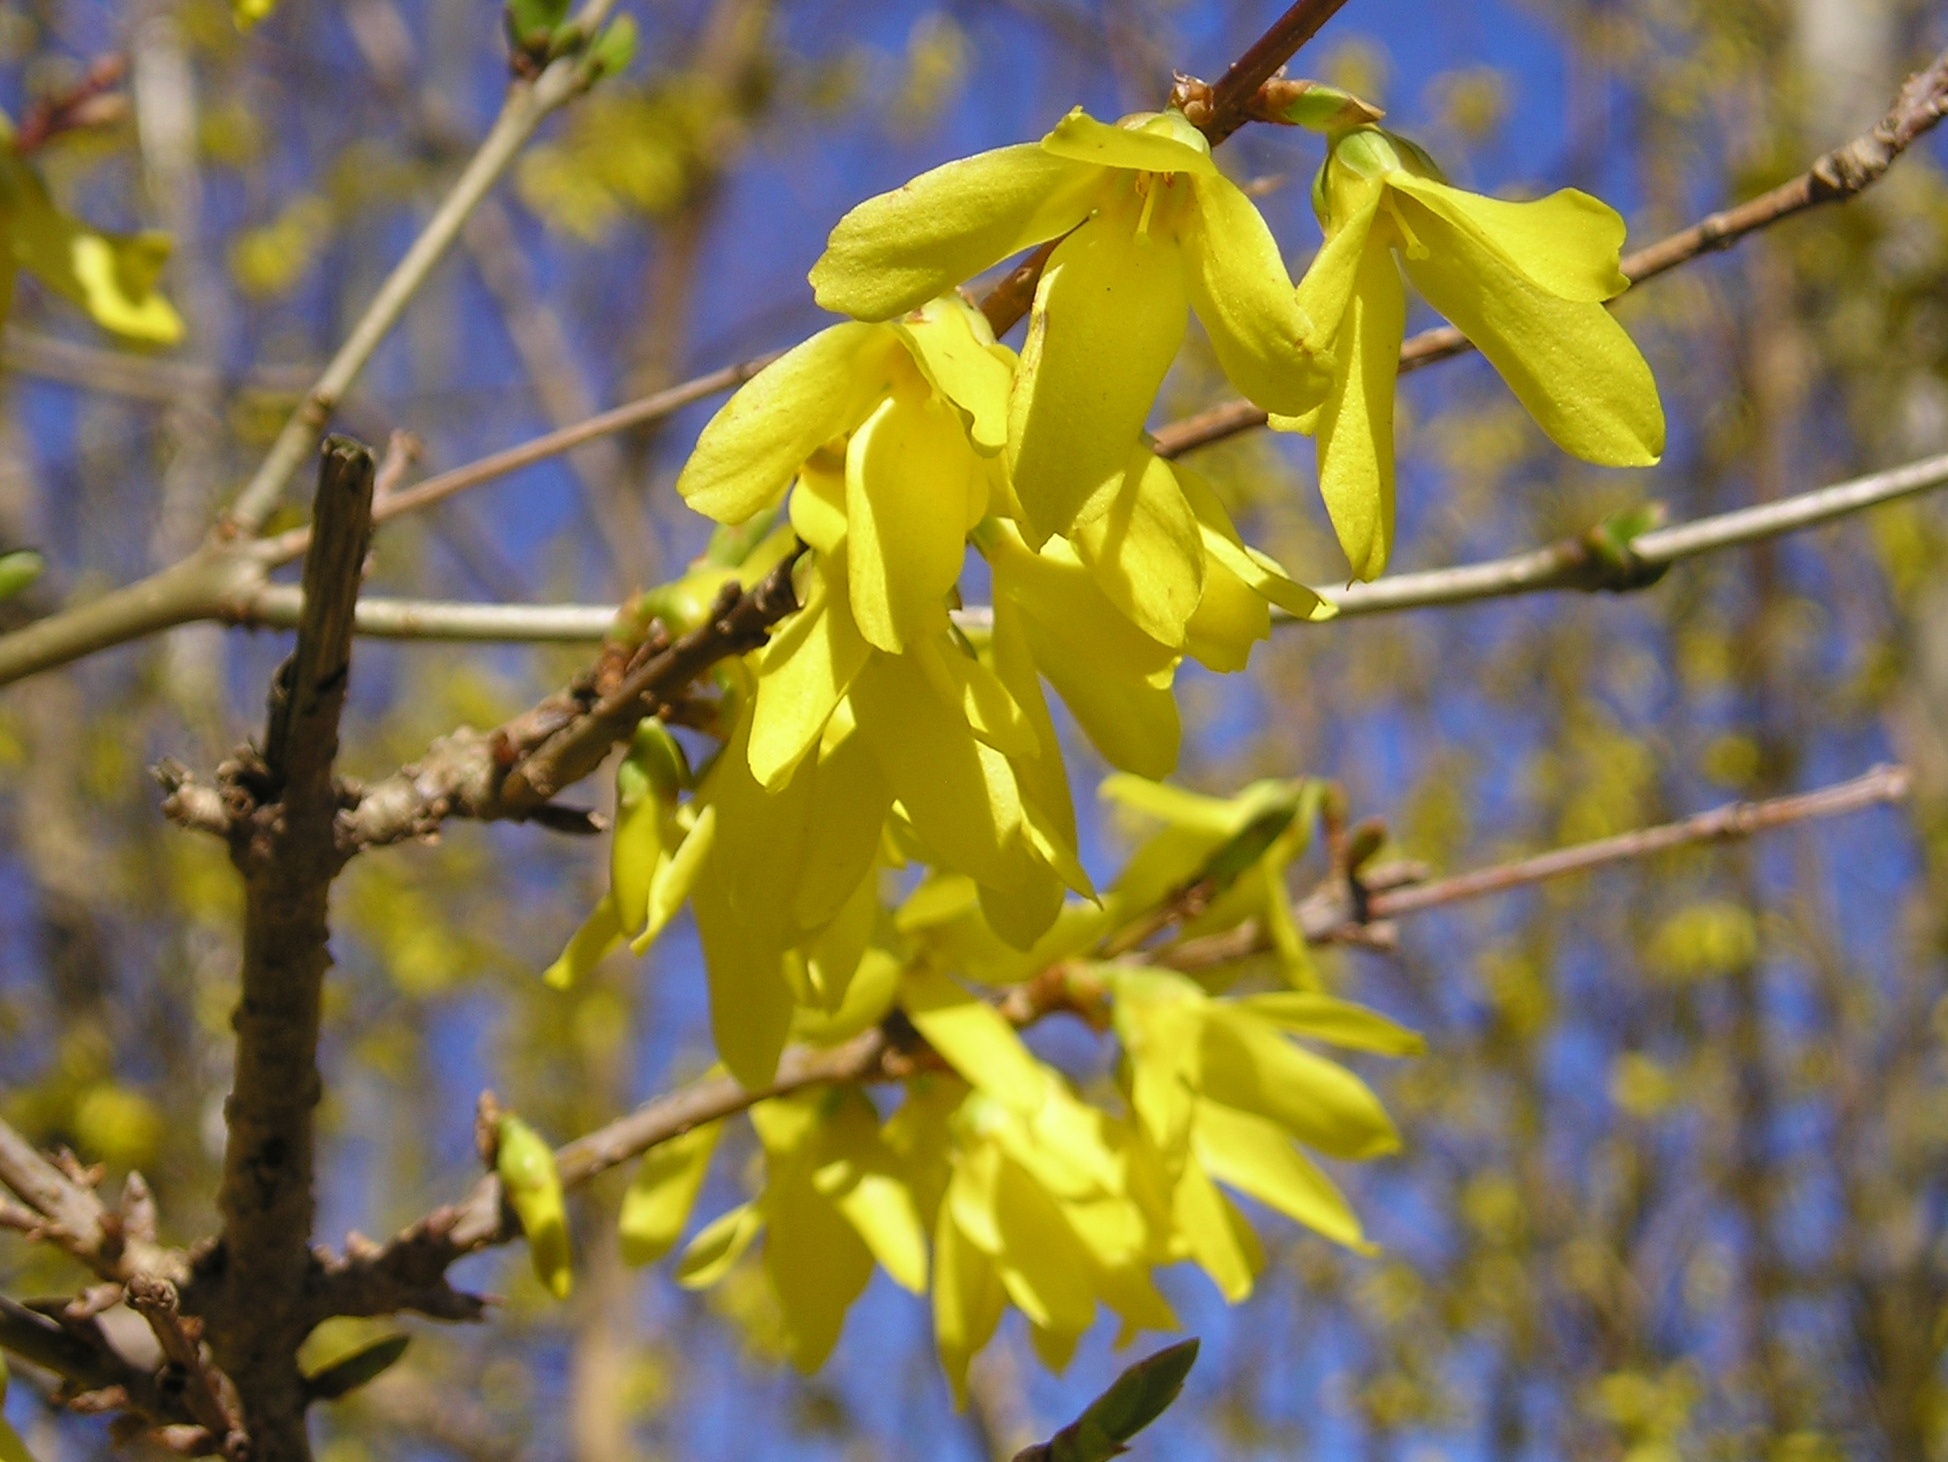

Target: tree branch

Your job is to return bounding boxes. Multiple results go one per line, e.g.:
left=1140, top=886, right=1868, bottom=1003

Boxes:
left=1150, top=41, right=1948, bottom=459
left=194, top=440, right=376, bottom=1462
left=331, top=546, right=804, bottom=848
left=218, top=10, right=618, bottom=538
left=1313, top=450, right=1948, bottom=620
left=1198, top=0, right=1356, bottom=145
left=310, top=448, right=1948, bottom=645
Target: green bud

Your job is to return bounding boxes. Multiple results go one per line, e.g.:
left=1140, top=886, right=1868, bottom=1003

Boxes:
left=1583, top=501, right=1669, bottom=591
left=504, top=0, right=571, bottom=52
left=1331, top=125, right=1404, bottom=181
left=623, top=717, right=691, bottom=804
left=1017, top=1339, right=1200, bottom=1462
left=0, top=550, right=43, bottom=603
left=1259, top=79, right=1385, bottom=134
left=496, top=1114, right=572, bottom=1299
left=589, top=14, right=638, bottom=78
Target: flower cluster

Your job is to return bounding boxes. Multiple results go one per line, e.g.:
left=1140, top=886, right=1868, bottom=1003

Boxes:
left=532, top=94, right=1662, bottom=1389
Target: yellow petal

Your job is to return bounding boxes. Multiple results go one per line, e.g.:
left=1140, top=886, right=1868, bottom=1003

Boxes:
left=677, top=323, right=892, bottom=523
left=1174, top=462, right=1334, bottom=621
left=1397, top=196, right=1664, bottom=466
left=1293, top=181, right=1384, bottom=345
left=1389, top=173, right=1630, bottom=301
left=1040, top=107, right=1216, bottom=177
left=1183, top=169, right=1330, bottom=413
left=811, top=144, right=1100, bottom=321
left=635, top=803, right=717, bottom=952
left=901, top=965, right=1048, bottom=1113
left=543, top=895, right=621, bottom=991
left=792, top=719, right=894, bottom=928
left=619, top=1122, right=722, bottom=1267
left=990, top=528, right=1180, bottom=779
left=766, top=1177, right=877, bottom=1371
left=1312, top=235, right=1407, bottom=581
left=991, top=1157, right=1098, bottom=1334
left=1171, top=1156, right=1263, bottom=1302
left=1008, top=202, right=1189, bottom=545
left=910, top=629, right=1038, bottom=760
left=846, top=391, right=977, bottom=652
left=1198, top=1007, right=1401, bottom=1161
left=675, top=1201, right=765, bottom=1288
left=787, top=453, right=849, bottom=553
left=1183, top=556, right=1270, bottom=672
left=851, top=651, right=1020, bottom=885
left=934, top=1202, right=1006, bottom=1406
left=975, top=835, right=1066, bottom=951
left=1193, top=1100, right=1374, bottom=1253
left=5, top=157, right=183, bottom=343
left=1071, top=447, right=1205, bottom=648
left=1235, top=992, right=1426, bottom=1055
left=893, top=295, right=1014, bottom=452
left=691, top=870, right=796, bottom=1089
left=987, top=592, right=1080, bottom=858
left=816, top=1091, right=930, bottom=1292
left=750, top=560, right=871, bottom=788
left=800, top=865, right=878, bottom=1012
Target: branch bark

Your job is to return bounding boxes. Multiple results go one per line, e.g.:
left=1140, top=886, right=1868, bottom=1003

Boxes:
left=195, top=440, right=376, bottom=1462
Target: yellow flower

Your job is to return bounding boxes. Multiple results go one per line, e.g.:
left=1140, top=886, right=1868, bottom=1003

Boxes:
left=1278, top=126, right=1665, bottom=580
left=0, top=133, right=183, bottom=343
left=676, top=293, right=1008, bottom=654
left=810, top=107, right=1332, bottom=543
left=1109, top=966, right=1422, bottom=1263
left=676, top=1088, right=928, bottom=1372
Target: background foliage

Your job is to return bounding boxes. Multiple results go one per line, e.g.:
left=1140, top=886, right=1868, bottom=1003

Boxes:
left=1, top=0, right=1946, bottom=1458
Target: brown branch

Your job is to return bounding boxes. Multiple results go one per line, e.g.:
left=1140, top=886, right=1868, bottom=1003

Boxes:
left=335, top=545, right=805, bottom=849
left=1198, top=0, right=1356, bottom=145
left=1369, top=763, right=1911, bottom=921
left=1167, top=764, right=1914, bottom=969
left=194, top=439, right=377, bottom=1462
left=1150, top=42, right=1948, bottom=460
left=125, top=1278, right=245, bottom=1462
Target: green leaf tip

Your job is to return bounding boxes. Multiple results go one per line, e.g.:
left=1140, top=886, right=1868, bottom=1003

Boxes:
left=1013, top=1338, right=1200, bottom=1462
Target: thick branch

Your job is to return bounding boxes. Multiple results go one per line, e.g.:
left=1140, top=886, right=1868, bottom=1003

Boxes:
left=199, top=441, right=375, bottom=1462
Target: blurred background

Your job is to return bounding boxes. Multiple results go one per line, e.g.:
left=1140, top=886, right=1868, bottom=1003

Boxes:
left=0, top=0, right=1946, bottom=1457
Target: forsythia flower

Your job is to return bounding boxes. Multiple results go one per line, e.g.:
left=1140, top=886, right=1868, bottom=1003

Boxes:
left=1278, top=125, right=1665, bottom=579
left=676, top=293, right=1008, bottom=654
left=810, top=107, right=1332, bottom=543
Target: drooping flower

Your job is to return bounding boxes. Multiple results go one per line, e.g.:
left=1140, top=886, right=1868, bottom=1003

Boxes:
left=0, top=127, right=183, bottom=343
left=810, top=108, right=1333, bottom=544
left=1277, top=125, right=1665, bottom=580
left=675, top=293, right=1009, bottom=655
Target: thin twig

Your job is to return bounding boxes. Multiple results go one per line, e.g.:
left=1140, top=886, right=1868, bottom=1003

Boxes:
left=218, top=3, right=619, bottom=538
left=1314, top=451, right=1948, bottom=620
left=1167, top=765, right=1913, bottom=968
left=125, top=1277, right=245, bottom=1462
left=331, top=546, right=805, bottom=848
left=217, top=448, right=1948, bottom=645
left=1199, top=0, right=1356, bottom=145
